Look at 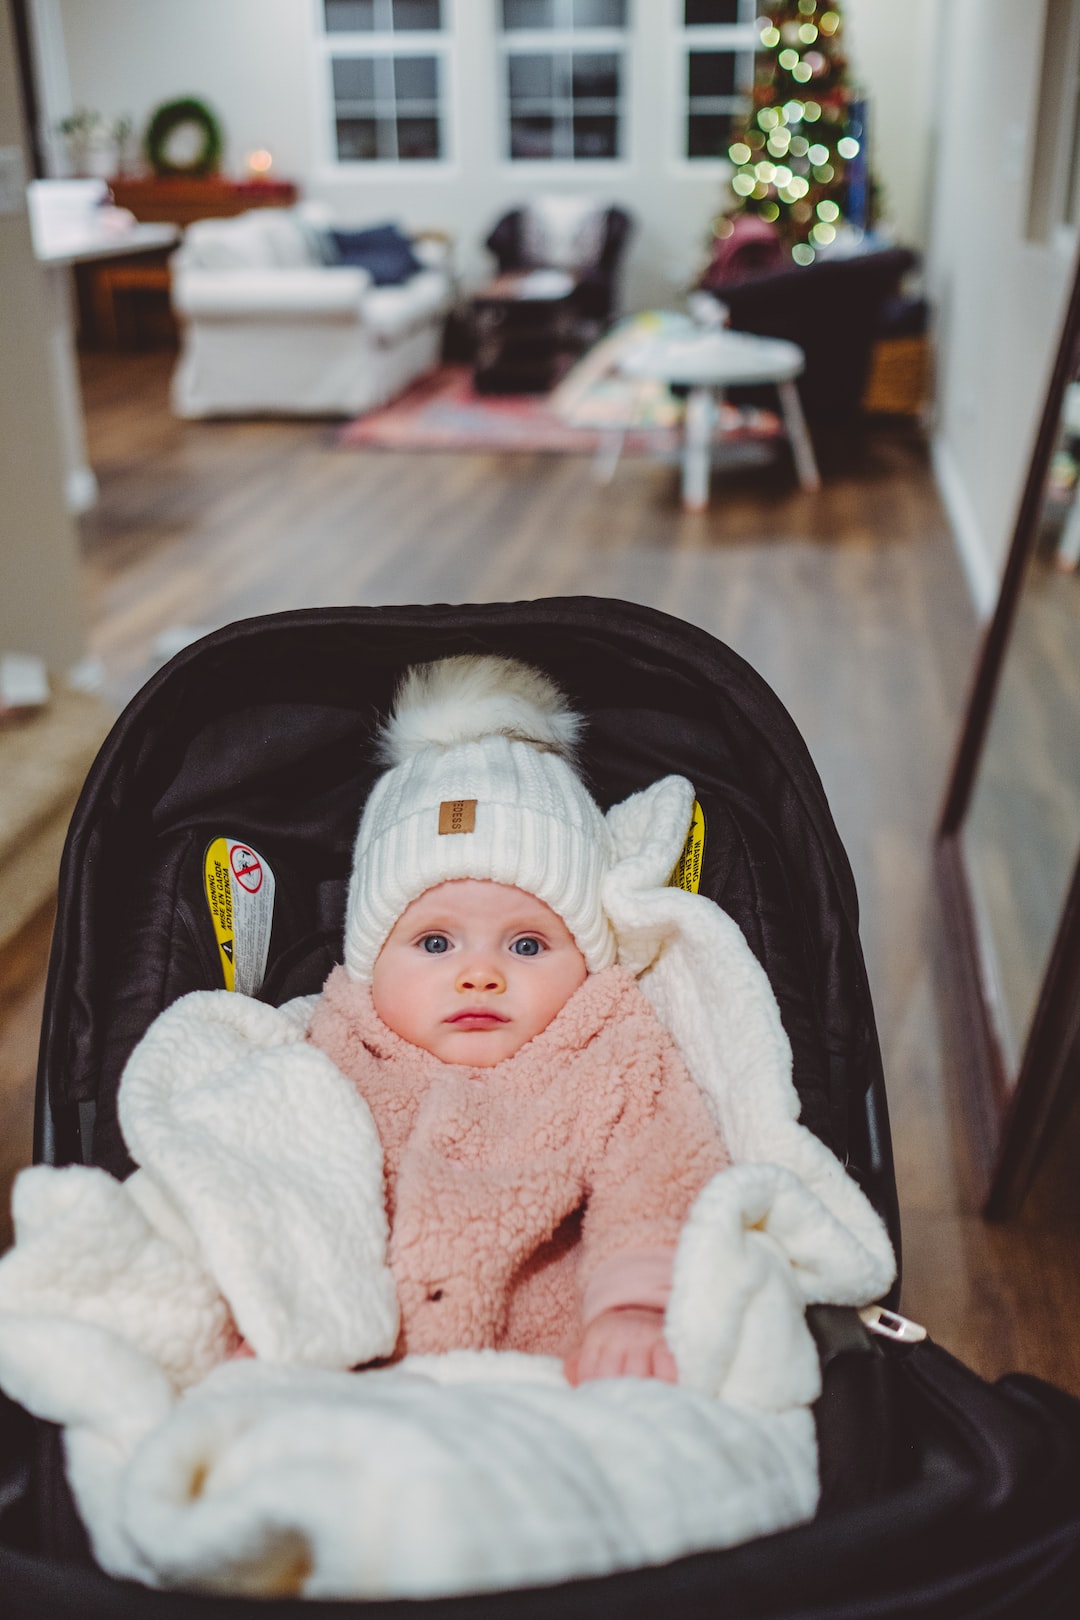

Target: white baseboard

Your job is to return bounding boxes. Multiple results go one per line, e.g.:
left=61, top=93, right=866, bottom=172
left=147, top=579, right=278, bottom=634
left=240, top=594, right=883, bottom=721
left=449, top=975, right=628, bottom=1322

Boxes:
left=930, top=434, right=1000, bottom=621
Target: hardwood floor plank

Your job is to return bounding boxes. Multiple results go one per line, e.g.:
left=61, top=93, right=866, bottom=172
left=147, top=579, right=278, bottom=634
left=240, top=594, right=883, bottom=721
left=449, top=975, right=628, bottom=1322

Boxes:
left=0, top=904, right=53, bottom=1251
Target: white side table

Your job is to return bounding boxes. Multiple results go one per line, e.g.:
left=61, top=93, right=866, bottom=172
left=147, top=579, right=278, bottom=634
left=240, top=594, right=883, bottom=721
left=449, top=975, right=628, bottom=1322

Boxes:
left=619, top=327, right=821, bottom=510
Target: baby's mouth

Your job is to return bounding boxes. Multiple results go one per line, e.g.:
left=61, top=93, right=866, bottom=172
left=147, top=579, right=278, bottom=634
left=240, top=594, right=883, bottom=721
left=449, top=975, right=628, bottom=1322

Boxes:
left=447, top=1008, right=510, bottom=1028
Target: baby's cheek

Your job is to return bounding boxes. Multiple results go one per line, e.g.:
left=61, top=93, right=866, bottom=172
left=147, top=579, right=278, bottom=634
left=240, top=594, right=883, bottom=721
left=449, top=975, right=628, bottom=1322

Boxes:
left=373, top=971, right=442, bottom=1054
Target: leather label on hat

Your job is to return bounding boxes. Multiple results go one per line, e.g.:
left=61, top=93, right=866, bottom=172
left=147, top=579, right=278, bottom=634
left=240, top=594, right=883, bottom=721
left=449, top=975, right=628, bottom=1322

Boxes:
left=438, top=799, right=477, bottom=835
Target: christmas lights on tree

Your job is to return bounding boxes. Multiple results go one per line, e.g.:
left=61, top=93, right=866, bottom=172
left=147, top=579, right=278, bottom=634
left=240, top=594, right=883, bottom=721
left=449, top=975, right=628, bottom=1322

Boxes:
left=719, top=2, right=861, bottom=265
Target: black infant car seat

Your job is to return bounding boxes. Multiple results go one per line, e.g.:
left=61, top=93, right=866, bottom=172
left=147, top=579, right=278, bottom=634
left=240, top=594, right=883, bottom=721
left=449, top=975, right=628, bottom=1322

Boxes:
left=2, top=598, right=1080, bottom=1618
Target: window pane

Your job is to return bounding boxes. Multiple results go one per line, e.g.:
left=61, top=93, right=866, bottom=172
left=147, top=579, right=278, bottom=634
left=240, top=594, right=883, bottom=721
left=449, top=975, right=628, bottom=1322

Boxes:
left=325, top=0, right=375, bottom=30
left=684, top=0, right=742, bottom=23
left=573, top=0, right=626, bottom=25
left=687, top=112, right=734, bottom=158
left=573, top=113, right=618, bottom=158
left=396, top=116, right=440, bottom=157
left=394, top=54, right=438, bottom=99
left=336, top=117, right=379, bottom=158
left=503, top=0, right=627, bottom=27
left=391, top=0, right=441, bottom=26
left=688, top=51, right=736, bottom=97
left=504, top=41, right=622, bottom=160
left=510, top=116, right=557, bottom=158
left=572, top=52, right=618, bottom=99
left=509, top=53, right=556, bottom=97
left=502, top=0, right=556, bottom=28
left=332, top=56, right=377, bottom=102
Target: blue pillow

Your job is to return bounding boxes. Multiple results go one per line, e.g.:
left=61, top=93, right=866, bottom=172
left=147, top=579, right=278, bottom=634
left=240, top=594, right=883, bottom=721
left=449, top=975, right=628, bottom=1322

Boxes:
left=329, top=223, right=423, bottom=286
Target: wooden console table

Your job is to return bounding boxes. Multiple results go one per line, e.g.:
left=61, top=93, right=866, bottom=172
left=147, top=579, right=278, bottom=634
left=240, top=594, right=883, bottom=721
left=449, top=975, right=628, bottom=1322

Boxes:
left=108, top=175, right=298, bottom=225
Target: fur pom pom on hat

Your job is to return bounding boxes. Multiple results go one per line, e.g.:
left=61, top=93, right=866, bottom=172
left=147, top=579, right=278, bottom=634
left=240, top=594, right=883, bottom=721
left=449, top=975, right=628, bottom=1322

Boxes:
left=343, top=656, right=617, bottom=981
left=375, top=656, right=582, bottom=765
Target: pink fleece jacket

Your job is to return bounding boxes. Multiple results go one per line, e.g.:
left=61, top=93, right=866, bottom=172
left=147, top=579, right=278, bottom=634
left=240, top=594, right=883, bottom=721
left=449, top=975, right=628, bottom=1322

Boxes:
left=308, top=965, right=729, bottom=1361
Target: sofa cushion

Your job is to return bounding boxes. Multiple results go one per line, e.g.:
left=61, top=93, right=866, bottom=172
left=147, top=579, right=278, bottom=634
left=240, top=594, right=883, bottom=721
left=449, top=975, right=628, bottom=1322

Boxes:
left=362, top=270, right=452, bottom=341
left=521, top=196, right=606, bottom=273
left=295, top=220, right=341, bottom=266
left=258, top=211, right=317, bottom=268
left=182, top=211, right=317, bottom=272
left=329, top=223, right=422, bottom=286
left=172, top=266, right=372, bottom=320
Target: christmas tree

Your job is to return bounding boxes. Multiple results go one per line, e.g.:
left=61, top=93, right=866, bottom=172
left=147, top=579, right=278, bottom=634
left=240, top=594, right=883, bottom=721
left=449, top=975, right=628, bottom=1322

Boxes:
left=720, top=2, right=862, bottom=265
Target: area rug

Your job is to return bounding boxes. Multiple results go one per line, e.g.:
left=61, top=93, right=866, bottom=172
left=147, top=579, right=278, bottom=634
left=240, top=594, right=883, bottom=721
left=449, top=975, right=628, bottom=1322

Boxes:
left=336, top=366, right=781, bottom=457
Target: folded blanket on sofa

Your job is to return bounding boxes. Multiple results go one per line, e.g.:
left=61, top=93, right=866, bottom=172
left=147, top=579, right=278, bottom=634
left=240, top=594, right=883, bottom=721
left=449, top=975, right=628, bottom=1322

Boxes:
left=0, top=775, right=894, bottom=1598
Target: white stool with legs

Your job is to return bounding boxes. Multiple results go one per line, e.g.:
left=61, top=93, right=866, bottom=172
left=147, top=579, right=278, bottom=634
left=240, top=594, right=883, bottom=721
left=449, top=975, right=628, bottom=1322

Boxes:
left=618, top=327, right=821, bottom=511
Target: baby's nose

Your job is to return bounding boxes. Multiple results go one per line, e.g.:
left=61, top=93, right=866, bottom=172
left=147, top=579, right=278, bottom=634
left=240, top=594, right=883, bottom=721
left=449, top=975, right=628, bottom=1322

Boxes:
left=456, top=961, right=505, bottom=993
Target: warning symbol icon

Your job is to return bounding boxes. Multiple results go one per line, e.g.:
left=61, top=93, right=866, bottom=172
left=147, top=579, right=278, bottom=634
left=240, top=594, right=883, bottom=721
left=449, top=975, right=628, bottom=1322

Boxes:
left=230, top=844, right=263, bottom=894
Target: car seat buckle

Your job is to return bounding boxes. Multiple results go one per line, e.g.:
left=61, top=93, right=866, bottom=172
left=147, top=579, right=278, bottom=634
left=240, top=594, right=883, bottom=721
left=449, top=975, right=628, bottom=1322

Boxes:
left=859, top=1304, right=928, bottom=1344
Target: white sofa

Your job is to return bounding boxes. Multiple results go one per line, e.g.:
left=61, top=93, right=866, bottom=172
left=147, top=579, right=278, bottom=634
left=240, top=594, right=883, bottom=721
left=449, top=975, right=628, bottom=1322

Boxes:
left=169, top=208, right=453, bottom=419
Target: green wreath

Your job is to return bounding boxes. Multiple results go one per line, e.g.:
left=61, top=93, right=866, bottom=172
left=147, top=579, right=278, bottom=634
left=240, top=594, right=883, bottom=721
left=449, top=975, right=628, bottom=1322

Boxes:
left=144, top=97, right=223, bottom=177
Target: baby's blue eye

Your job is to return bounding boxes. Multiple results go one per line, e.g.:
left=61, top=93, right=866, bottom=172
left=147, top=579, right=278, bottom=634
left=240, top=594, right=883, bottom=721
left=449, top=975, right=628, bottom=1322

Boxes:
left=421, top=934, right=450, bottom=954
left=511, top=936, right=543, bottom=957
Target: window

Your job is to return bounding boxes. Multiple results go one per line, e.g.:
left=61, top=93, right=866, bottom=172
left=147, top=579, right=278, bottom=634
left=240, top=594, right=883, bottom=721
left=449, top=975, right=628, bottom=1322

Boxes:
left=678, top=0, right=756, bottom=163
left=498, top=0, right=629, bottom=163
left=318, top=0, right=449, bottom=164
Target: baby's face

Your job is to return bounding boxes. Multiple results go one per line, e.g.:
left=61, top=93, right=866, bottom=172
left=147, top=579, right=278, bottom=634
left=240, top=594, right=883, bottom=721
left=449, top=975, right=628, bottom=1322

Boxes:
left=371, top=880, right=588, bottom=1067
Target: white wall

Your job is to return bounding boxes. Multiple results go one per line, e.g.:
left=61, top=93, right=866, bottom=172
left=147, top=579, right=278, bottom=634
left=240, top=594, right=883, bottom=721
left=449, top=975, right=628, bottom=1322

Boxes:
left=925, top=0, right=1075, bottom=614
left=844, top=0, right=942, bottom=249
left=828, top=0, right=1080, bottom=613
left=53, top=0, right=313, bottom=189
left=0, top=2, right=86, bottom=673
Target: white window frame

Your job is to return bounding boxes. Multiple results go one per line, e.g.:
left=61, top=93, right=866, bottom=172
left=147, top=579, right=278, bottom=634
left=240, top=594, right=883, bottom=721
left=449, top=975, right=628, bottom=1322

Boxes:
left=310, top=0, right=456, bottom=176
left=496, top=0, right=632, bottom=173
left=670, top=0, right=757, bottom=175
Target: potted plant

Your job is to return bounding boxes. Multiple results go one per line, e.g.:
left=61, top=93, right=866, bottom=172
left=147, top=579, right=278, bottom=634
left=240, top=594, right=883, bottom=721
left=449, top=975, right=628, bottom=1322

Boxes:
left=111, top=115, right=136, bottom=177
left=57, top=106, right=107, bottom=177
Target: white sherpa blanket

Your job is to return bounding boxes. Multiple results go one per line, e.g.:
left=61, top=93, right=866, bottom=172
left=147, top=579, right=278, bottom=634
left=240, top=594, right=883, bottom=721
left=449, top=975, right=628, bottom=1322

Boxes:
left=0, top=775, right=894, bottom=1600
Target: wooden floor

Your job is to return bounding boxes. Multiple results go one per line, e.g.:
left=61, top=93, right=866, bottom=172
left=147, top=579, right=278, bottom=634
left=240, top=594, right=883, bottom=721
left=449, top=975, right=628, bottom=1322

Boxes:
left=4, top=347, right=1080, bottom=1392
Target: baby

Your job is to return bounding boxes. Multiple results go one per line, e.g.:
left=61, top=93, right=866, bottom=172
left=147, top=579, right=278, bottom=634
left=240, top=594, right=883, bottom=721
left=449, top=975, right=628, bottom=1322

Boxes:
left=307, top=655, right=730, bottom=1383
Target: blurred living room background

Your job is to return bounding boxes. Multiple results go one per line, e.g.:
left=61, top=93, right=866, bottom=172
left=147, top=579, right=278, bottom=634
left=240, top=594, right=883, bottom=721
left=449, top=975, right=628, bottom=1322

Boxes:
left=3, top=0, right=1080, bottom=1392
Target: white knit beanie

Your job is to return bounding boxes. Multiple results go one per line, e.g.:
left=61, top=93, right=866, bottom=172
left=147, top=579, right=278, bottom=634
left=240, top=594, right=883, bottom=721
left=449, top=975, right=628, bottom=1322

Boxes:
left=343, top=656, right=618, bottom=981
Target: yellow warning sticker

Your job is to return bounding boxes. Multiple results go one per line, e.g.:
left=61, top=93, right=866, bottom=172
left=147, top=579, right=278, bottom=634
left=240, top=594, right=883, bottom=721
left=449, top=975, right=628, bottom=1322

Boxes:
left=669, top=800, right=706, bottom=894
left=205, top=839, right=236, bottom=990
left=204, top=837, right=275, bottom=994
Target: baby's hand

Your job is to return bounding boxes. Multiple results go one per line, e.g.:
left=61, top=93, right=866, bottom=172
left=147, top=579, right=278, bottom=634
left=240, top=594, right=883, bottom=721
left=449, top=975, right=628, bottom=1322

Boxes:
left=565, top=1306, right=677, bottom=1385
left=225, top=1319, right=255, bottom=1360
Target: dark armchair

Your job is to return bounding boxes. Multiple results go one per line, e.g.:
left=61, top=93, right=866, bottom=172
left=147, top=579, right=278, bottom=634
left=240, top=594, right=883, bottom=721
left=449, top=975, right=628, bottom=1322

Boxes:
left=715, top=246, right=918, bottom=423
left=484, top=202, right=634, bottom=339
